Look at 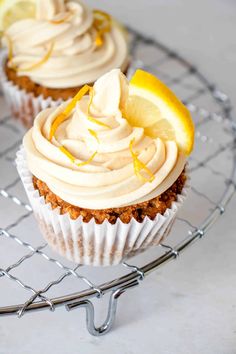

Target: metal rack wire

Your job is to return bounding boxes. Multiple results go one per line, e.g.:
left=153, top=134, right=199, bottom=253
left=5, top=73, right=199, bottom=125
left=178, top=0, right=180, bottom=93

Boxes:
left=0, top=28, right=235, bottom=336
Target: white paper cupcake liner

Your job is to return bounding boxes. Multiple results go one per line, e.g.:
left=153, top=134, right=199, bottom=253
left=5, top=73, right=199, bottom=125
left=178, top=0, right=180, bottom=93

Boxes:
left=16, top=147, right=189, bottom=266
left=0, top=50, right=62, bottom=128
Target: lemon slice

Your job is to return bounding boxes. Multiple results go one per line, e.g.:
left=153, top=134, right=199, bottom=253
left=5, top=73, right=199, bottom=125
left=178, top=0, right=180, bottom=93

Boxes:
left=0, top=0, right=36, bottom=31
left=124, top=69, right=194, bottom=155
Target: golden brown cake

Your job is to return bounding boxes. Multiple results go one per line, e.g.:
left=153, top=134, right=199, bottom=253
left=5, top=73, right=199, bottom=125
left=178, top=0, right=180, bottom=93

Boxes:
left=33, top=172, right=186, bottom=224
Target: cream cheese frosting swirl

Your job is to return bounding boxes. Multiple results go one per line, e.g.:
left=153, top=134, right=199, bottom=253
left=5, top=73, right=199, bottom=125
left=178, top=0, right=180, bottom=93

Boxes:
left=23, top=69, right=186, bottom=209
left=3, top=0, right=129, bottom=88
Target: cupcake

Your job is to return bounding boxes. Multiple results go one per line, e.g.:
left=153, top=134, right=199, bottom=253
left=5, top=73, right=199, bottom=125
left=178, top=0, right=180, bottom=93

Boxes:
left=16, top=68, right=194, bottom=266
left=0, top=0, right=129, bottom=128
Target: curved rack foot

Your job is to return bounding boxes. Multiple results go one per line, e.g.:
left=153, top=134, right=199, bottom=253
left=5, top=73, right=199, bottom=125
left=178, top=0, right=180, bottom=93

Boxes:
left=66, top=280, right=139, bottom=336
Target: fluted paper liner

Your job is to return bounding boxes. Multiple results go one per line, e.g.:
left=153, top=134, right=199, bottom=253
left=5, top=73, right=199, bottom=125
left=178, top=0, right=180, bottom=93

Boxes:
left=0, top=51, right=62, bottom=128
left=16, top=147, right=189, bottom=266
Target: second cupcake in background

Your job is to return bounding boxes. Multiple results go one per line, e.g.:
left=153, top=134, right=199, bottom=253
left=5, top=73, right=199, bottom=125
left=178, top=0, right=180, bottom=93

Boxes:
left=16, top=68, right=194, bottom=266
left=0, top=0, right=129, bottom=127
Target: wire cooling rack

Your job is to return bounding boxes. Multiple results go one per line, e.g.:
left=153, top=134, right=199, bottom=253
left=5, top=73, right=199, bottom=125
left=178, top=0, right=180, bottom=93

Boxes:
left=0, top=28, right=236, bottom=336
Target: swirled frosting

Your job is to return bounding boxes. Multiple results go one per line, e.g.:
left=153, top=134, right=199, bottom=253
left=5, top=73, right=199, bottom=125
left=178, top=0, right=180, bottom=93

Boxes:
left=3, top=0, right=129, bottom=88
left=23, top=69, right=186, bottom=209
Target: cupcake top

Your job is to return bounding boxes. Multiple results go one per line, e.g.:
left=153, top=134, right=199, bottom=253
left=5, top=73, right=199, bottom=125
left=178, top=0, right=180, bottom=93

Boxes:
left=2, top=0, right=129, bottom=88
left=23, top=69, right=187, bottom=209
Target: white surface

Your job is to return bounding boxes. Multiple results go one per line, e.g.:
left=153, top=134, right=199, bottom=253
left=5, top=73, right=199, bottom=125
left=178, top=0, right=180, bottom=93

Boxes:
left=1, top=1, right=236, bottom=353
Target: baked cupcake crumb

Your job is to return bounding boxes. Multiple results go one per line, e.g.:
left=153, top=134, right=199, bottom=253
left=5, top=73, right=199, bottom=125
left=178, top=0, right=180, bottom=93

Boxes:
left=33, top=171, right=186, bottom=224
left=5, top=63, right=89, bottom=100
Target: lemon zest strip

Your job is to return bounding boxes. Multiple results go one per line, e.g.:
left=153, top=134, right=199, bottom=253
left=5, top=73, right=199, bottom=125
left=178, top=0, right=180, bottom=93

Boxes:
left=50, top=11, right=72, bottom=24
left=88, top=129, right=100, bottom=143
left=87, top=115, right=111, bottom=129
left=87, top=87, right=111, bottom=129
left=49, top=84, right=91, bottom=140
left=49, top=113, right=67, bottom=141
left=59, top=145, right=75, bottom=163
left=64, top=85, right=90, bottom=116
left=50, top=84, right=111, bottom=141
left=59, top=145, right=97, bottom=167
left=76, top=150, right=97, bottom=167
left=93, top=9, right=111, bottom=47
left=17, top=41, right=54, bottom=72
left=129, top=138, right=155, bottom=183
left=87, top=84, right=94, bottom=112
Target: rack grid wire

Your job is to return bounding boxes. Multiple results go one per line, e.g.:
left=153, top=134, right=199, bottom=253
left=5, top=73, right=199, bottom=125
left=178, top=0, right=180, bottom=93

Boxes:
left=0, top=28, right=236, bottom=336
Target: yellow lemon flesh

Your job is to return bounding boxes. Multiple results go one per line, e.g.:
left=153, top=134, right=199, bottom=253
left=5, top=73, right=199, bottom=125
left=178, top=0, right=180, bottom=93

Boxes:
left=0, top=0, right=36, bottom=31
left=124, top=69, right=194, bottom=155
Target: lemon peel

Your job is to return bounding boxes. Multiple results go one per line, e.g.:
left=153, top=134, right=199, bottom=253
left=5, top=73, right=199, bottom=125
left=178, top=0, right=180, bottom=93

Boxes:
left=59, top=145, right=75, bottom=163
left=127, top=69, right=194, bottom=155
left=49, top=85, right=110, bottom=141
left=88, top=129, right=100, bottom=143
left=87, top=87, right=111, bottom=129
left=59, top=145, right=97, bottom=167
left=50, top=113, right=67, bottom=141
left=17, top=41, right=54, bottom=72
left=49, top=84, right=91, bottom=140
left=93, top=9, right=111, bottom=47
left=56, top=91, right=102, bottom=168
left=129, top=138, right=155, bottom=183
left=50, top=11, right=73, bottom=24
left=76, top=150, right=97, bottom=167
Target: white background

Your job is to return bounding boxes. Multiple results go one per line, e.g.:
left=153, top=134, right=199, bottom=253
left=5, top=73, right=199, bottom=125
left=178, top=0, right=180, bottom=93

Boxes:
left=1, top=1, right=236, bottom=353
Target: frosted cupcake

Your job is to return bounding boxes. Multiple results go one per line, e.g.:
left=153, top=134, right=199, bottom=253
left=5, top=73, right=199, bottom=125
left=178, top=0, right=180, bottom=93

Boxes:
left=0, top=0, right=129, bottom=127
left=16, top=69, right=194, bottom=266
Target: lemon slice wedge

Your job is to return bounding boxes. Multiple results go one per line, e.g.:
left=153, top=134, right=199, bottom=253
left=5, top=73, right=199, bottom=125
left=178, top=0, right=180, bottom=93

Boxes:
left=0, top=0, right=36, bottom=31
left=124, top=69, right=194, bottom=155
